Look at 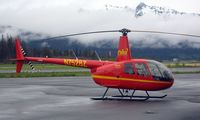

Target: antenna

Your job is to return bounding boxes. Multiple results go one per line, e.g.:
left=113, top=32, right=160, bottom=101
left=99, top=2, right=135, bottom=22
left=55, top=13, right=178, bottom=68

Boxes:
left=71, top=50, right=78, bottom=60
left=95, top=51, right=102, bottom=61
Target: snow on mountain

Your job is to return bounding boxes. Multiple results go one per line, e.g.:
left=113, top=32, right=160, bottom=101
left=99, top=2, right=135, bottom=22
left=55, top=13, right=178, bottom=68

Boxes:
left=105, top=2, right=200, bottom=18
left=105, top=4, right=134, bottom=12
left=135, top=2, right=200, bottom=17
left=1, top=2, right=200, bottom=49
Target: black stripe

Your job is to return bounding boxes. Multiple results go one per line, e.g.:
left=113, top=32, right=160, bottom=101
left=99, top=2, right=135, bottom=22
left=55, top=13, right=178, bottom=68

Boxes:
left=27, top=61, right=35, bottom=70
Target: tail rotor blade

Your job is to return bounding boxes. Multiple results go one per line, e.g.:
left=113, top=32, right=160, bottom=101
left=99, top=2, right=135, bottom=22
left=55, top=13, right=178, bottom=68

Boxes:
left=18, top=41, right=36, bottom=72
left=28, top=61, right=36, bottom=71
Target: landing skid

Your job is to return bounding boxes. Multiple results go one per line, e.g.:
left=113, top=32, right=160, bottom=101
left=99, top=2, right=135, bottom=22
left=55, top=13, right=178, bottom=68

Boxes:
left=91, top=88, right=167, bottom=101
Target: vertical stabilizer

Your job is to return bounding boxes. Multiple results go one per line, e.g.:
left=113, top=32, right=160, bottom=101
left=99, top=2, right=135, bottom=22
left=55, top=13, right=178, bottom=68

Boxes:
left=116, top=36, right=131, bottom=61
left=15, top=38, right=25, bottom=73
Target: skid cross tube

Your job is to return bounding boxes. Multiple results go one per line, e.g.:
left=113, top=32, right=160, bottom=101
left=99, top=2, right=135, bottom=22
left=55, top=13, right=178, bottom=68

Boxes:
left=130, top=90, right=136, bottom=99
left=102, top=88, right=109, bottom=98
left=91, top=88, right=167, bottom=101
left=118, top=89, right=124, bottom=97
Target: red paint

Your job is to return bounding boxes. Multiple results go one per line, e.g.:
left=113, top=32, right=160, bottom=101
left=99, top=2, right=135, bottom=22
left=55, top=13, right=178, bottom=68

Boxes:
left=116, top=36, right=131, bottom=61
left=15, top=38, right=25, bottom=73
left=91, top=59, right=173, bottom=91
left=15, top=35, right=174, bottom=91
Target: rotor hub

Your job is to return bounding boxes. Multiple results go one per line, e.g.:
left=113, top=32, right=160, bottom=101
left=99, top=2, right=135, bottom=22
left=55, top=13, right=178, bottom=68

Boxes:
left=119, top=28, right=131, bottom=36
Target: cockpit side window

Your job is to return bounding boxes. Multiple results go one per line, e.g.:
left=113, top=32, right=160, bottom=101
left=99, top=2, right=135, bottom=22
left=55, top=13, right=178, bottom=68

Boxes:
left=148, top=62, right=163, bottom=80
left=135, top=63, right=149, bottom=76
left=124, top=63, right=135, bottom=74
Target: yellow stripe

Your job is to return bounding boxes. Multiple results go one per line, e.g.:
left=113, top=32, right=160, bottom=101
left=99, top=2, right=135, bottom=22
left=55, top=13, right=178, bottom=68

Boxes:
left=92, top=75, right=171, bottom=84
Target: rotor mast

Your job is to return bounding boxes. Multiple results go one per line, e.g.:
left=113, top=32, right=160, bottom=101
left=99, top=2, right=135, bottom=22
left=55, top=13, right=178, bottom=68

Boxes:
left=116, top=28, right=132, bottom=61
left=119, top=28, right=131, bottom=36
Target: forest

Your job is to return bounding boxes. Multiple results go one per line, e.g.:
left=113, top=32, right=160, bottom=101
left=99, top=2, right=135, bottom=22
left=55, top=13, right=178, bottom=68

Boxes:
left=1, top=34, right=200, bottom=63
left=0, top=35, right=101, bottom=63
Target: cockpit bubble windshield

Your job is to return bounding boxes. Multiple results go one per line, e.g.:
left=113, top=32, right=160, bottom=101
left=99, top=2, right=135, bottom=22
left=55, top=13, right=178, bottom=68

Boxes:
left=147, top=60, right=174, bottom=82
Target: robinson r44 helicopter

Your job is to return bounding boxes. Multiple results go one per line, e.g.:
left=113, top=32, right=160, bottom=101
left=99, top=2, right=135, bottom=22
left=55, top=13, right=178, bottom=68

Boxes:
left=15, top=28, right=200, bottom=101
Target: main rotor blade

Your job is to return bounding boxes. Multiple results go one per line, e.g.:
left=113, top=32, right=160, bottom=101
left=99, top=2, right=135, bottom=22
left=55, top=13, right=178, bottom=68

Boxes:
left=131, top=30, right=200, bottom=38
left=40, top=30, right=119, bottom=41
left=32, top=28, right=200, bottom=41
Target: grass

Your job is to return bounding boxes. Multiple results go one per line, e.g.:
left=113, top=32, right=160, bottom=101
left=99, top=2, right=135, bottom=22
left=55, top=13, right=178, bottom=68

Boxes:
left=165, top=62, right=200, bottom=68
left=173, top=71, right=200, bottom=74
left=0, top=71, right=90, bottom=78
left=0, top=63, right=84, bottom=70
left=0, top=63, right=89, bottom=78
left=1, top=62, right=200, bottom=78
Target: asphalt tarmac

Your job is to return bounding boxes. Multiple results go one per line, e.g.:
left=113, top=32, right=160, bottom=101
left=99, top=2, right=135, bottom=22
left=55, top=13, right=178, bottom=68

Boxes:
left=0, top=74, right=200, bottom=120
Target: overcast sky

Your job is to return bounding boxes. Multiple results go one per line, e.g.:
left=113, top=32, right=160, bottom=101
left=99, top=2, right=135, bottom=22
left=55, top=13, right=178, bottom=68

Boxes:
left=0, top=0, right=200, bottom=43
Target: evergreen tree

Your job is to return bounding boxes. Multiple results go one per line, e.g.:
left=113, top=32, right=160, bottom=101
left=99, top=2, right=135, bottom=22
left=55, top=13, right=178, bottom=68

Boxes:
left=0, top=35, right=8, bottom=62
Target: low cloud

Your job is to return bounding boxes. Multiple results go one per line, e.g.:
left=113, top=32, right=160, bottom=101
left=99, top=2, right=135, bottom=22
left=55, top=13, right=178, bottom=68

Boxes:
left=0, top=0, right=200, bottom=47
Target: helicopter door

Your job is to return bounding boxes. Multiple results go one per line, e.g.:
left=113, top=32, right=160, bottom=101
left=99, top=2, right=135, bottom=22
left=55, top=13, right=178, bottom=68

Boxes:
left=122, top=62, right=136, bottom=79
left=124, top=62, right=135, bottom=75
left=135, top=62, right=150, bottom=79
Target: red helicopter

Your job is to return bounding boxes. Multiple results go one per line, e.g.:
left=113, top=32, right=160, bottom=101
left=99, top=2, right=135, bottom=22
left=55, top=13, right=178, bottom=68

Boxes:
left=15, top=28, right=200, bottom=101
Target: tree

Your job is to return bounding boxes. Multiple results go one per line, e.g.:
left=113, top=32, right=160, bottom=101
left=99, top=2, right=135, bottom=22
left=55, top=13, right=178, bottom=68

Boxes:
left=0, top=35, right=8, bottom=62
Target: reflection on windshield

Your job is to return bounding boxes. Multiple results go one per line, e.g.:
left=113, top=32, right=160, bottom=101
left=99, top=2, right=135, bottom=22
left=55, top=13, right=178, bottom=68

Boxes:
left=148, top=60, right=174, bottom=82
left=135, top=63, right=149, bottom=76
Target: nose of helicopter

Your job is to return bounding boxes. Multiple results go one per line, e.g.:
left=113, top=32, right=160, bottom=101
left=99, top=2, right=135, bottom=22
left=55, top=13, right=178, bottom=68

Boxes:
left=147, top=60, right=174, bottom=90
left=164, top=79, right=174, bottom=90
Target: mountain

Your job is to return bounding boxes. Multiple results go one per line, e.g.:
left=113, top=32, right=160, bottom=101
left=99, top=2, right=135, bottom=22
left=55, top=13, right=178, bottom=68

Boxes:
left=0, top=25, right=200, bottom=60
left=28, top=39, right=200, bottom=60
left=0, top=25, right=48, bottom=40
left=135, top=2, right=200, bottom=17
left=29, top=37, right=200, bottom=49
left=1, top=25, right=200, bottom=49
left=105, top=2, right=200, bottom=18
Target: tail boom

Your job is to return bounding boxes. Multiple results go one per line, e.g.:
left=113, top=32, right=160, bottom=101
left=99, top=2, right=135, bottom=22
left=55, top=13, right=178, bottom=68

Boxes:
left=15, top=38, right=113, bottom=73
left=25, top=57, right=112, bottom=69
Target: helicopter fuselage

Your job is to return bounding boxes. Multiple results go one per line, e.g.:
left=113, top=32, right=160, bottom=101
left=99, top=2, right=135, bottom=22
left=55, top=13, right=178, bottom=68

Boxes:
left=91, top=59, right=174, bottom=91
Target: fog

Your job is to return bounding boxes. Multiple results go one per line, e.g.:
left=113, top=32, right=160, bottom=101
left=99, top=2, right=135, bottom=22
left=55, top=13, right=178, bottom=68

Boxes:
left=0, top=0, right=200, bottom=46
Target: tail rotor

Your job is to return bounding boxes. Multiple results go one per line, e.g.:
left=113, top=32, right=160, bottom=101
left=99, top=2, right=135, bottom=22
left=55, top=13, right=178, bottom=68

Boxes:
left=15, top=38, right=36, bottom=73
